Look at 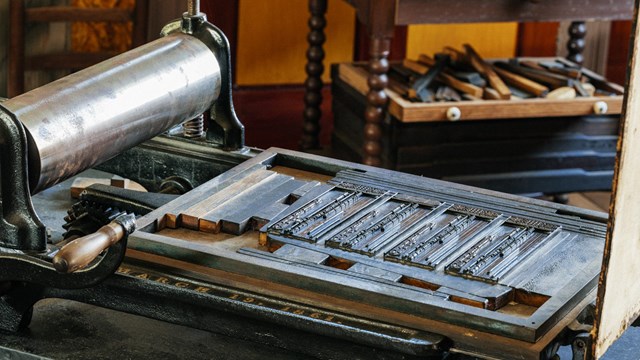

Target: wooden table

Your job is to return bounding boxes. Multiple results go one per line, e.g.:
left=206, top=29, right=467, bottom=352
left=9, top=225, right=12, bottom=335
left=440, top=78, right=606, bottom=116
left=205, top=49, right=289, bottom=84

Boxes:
left=302, top=0, right=634, bottom=167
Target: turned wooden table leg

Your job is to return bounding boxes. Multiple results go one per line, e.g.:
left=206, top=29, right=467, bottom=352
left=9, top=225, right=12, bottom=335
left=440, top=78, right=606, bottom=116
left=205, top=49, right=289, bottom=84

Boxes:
left=553, top=20, right=586, bottom=204
left=567, top=20, right=586, bottom=66
left=8, top=0, right=26, bottom=97
left=301, top=0, right=327, bottom=150
left=363, top=37, right=390, bottom=167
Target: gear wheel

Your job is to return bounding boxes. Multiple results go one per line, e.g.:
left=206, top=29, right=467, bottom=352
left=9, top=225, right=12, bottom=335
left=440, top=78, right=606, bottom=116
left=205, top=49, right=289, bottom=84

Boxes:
left=62, top=200, right=124, bottom=240
left=61, top=183, right=177, bottom=240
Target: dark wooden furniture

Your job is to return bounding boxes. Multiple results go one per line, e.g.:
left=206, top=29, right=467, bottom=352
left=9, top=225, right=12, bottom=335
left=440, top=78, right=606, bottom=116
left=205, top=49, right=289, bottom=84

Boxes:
left=7, top=0, right=149, bottom=97
left=303, top=0, right=635, bottom=166
left=331, top=62, right=621, bottom=195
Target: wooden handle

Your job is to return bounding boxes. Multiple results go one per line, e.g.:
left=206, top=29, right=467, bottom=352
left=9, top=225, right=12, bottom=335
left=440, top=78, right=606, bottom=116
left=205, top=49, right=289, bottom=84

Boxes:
left=493, top=66, right=549, bottom=97
left=53, top=221, right=126, bottom=273
left=464, top=44, right=511, bottom=100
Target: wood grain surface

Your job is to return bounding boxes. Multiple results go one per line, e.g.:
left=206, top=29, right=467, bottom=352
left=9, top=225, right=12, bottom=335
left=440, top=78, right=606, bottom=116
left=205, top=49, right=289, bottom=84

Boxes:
left=593, top=0, right=640, bottom=357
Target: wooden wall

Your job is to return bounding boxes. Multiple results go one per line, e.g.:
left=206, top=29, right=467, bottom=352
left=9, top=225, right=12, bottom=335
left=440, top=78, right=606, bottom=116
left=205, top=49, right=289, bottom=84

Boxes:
left=70, top=0, right=134, bottom=53
left=234, top=2, right=519, bottom=86
left=2, top=1, right=630, bottom=150
left=406, top=23, right=519, bottom=60
left=236, top=0, right=355, bottom=85
left=9, top=0, right=71, bottom=93
left=230, top=2, right=521, bottom=150
left=0, top=1, right=8, bottom=97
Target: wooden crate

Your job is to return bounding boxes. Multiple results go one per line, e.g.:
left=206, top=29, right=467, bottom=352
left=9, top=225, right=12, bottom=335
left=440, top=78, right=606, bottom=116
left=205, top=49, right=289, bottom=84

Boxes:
left=331, top=62, right=622, bottom=195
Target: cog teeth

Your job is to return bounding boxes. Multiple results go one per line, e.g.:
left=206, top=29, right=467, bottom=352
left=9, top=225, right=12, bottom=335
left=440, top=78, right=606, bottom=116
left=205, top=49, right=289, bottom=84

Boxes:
left=62, top=200, right=130, bottom=240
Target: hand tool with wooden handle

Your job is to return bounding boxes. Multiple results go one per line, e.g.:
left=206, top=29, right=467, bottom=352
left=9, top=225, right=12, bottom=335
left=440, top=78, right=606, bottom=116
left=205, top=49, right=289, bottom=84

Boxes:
left=464, top=44, right=511, bottom=99
left=53, top=213, right=136, bottom=273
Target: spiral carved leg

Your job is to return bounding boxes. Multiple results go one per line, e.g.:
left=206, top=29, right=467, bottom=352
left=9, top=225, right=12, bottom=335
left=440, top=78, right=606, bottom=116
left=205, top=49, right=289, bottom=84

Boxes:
left=567, top=21, right=586, bottom=66
left=302, top=0, right=327, bottom=150
left=555, top=21, right=587, bottom=204
left=363, top=38, right=390, bottom=167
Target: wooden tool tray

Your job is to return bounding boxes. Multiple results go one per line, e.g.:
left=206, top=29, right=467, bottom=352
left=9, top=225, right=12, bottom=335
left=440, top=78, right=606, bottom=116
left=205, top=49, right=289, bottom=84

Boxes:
left=337, top=59, right=623, bottom=123
left=331, top=60, right=621, bottom=195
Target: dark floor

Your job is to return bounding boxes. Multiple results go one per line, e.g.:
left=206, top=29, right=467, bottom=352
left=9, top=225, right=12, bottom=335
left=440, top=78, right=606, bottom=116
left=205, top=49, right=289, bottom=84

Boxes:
left=3, top=295, right=639, bottom=360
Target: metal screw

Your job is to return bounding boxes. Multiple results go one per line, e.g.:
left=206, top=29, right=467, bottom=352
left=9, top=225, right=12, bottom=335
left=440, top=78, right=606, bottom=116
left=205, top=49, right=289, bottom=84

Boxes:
left=187, top=0, right=200, bottom=16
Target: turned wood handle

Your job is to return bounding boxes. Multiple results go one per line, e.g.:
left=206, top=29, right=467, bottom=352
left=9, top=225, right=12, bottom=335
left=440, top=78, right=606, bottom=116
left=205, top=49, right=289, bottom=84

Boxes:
left=53, top=214, right=135, bottom=273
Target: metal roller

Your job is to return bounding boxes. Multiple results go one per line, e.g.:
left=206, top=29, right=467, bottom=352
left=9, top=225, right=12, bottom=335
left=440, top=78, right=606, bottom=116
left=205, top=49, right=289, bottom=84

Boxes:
left=2, top=33, right=222, bottom=193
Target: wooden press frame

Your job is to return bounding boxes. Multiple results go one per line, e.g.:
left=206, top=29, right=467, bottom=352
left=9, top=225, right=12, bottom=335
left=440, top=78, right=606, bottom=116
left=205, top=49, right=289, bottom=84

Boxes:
left=593, top=0, right=640, bottom=358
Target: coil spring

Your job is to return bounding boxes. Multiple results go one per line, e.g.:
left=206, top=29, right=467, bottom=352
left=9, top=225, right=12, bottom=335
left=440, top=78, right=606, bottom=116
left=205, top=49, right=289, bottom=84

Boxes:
left=182, top=114, right=205, bottom=139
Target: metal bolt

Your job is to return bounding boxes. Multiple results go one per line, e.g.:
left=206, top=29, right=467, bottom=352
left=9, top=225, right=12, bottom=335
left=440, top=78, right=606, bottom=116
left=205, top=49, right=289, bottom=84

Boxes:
left=187, top=0, right=200, bottom=16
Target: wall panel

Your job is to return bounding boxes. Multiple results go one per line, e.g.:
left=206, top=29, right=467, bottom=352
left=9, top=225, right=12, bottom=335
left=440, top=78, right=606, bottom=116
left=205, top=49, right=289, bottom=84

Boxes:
left=406, top=23, right=518, bottom=60
left=236, top=0, right=355, bottom=85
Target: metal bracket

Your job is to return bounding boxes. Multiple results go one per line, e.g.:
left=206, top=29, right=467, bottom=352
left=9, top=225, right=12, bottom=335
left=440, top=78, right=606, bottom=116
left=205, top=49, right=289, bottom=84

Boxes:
left=0, top=104, right=46, bottom=251
left=162, top=14, right=245, bottom=151
left=571, top=332, right=593, bottom=360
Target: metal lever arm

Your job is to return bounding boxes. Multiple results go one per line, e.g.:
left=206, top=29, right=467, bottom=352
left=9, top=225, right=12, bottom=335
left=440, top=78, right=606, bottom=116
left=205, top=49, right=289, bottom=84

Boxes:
left=53, top=214, right=136, bottom=273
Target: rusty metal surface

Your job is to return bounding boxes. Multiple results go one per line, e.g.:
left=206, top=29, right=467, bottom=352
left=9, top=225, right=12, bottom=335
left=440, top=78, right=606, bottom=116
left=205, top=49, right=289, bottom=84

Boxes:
left=3, top=34, right=221, bottom=193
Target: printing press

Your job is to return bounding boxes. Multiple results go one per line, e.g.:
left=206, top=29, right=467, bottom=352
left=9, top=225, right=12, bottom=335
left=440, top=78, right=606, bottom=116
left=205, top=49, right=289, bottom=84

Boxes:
left=2, top=2, right=640, bottom=359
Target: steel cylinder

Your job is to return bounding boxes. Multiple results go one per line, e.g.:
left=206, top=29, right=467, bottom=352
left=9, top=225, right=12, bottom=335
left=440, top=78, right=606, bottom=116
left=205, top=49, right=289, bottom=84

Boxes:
left=3, top=33, right=221, bottom=193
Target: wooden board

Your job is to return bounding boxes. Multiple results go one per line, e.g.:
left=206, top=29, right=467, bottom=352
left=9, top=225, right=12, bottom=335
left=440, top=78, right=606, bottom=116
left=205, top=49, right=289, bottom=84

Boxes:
left=593, top=1, right=640, bottom=358
left=405, top=23, right=518, bottom=60
left=394, top=0, right=634, bottom=24
left=235, top=0, right=355, bottom=85
left=337, top=63, right=624, bottom=122
left=180, top=169, right=277, bottom=230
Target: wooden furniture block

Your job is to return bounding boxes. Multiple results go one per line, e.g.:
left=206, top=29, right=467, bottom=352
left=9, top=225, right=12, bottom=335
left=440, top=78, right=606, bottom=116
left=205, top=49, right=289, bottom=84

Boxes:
left=179, top=169, right=277, bottom=231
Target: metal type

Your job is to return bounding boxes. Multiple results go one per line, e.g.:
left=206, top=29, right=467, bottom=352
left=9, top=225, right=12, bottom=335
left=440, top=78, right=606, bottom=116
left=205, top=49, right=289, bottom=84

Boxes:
left=328, top=202, right=419, bottom=254
left=284, top=192, right=360, bottom=235
left=3, top=34, right=222, bottom=193
left=329, top=169, right=606, bottom=236
left=304, top=195, right=384, bottom=241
